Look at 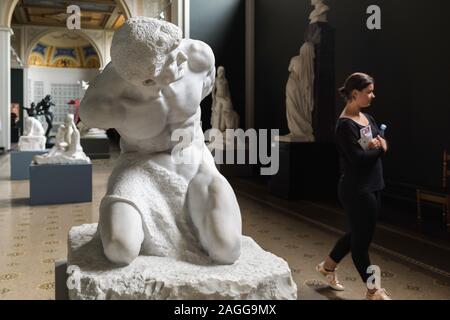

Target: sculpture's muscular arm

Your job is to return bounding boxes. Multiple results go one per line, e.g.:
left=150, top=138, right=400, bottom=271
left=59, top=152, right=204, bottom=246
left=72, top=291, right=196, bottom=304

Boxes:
left=184, top=39, right=216, bottom=99
left=79, top=63, right=126, bottom=130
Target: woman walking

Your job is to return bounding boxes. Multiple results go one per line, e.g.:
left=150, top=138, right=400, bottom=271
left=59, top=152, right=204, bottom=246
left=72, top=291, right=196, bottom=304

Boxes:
left=316, top=72, right=391, bottom=300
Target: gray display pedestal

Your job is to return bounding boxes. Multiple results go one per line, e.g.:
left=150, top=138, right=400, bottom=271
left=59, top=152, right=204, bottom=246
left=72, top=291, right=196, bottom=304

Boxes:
left=80, top=138, right=110, bottom=159
left=29, top=163, right=92, bottom=205
left=10, top=150, right=47, bottom=180
left=55, top=260, right=69, bottom=300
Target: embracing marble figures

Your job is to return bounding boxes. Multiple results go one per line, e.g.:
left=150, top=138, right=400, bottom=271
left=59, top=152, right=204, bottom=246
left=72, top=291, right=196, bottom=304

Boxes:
left=33, top=114, right=90, bottom=164
left=281, top=0, right=330, bottom=142
left=80, top=17, right=242, bottom=266
left=309, top=0, right=330, bottom=24
left=210, top=66, right=240, bottom=133
left=18, top=112, right=46, bottom=151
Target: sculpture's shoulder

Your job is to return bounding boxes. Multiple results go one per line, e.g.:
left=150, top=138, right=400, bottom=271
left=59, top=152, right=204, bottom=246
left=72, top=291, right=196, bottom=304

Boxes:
left=182, top=39, right=215, bottom=73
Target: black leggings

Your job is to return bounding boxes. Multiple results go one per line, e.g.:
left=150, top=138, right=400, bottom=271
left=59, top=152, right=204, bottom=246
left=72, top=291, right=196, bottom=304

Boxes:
left=329, top=183, right=381, bottom=283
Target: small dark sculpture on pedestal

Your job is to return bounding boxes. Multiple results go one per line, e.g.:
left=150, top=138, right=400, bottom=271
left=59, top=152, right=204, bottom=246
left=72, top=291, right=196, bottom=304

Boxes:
left=24, top=102, right=38, bottom=117
left=35, top=95, right=55, bottom=138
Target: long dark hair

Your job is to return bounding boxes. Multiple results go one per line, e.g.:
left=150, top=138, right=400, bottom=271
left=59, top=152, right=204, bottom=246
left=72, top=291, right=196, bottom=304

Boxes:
left=338, top=72, right=374, bottom=102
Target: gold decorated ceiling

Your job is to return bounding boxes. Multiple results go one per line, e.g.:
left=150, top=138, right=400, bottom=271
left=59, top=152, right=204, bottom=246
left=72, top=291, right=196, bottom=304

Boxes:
left=12, top=0, right=126, bottom=30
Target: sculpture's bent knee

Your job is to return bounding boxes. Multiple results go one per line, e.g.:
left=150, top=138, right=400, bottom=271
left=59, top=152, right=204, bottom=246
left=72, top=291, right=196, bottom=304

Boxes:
left=187, top=172, right=242, bottom=265
left=208, top=232, right=241, bottom=265
left=103, top=238, right=140, bottom=265
left=99, top=200, right=144, bottom=265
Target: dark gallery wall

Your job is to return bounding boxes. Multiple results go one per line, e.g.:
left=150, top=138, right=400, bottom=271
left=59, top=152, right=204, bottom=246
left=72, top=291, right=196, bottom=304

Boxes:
left=254, top=0, right=311, bottom=134
left=190, top=0, right=245, bottom=132
left=255, top=0, right=450, bottom=190
left=11, top=68, right=24, bottom=130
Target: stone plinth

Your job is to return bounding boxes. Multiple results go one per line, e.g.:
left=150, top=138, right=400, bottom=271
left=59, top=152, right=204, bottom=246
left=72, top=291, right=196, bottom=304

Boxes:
left=67, top=224, right=298, bottom=300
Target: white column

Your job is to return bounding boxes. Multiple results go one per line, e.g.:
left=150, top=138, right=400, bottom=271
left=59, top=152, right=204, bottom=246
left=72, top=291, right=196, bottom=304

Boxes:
left=171, top=0, right=190, bottom=39
left=245, top=0, right=255, bottom=130
left=171, top=0, right=182, bottom=32
left=122, top=0, right=136, bottom=18
left=183, top=0, right=190, bottom=39
left=0, top=27, right=12, bottom=150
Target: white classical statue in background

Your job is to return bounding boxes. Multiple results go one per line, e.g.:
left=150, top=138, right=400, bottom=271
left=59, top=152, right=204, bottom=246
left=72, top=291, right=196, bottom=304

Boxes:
left=283, top=42, right=315, bottom=142
left=210, top=66, right=240, bottom=133
left=18, top=113, right=46, bottom=151
left=80, top=17, right=242, bottom=266
left=33, top=114, right=90, bottom=164
left=77, top=121, right=107, bottom=139
left=77, top=80, right=107, bottom=139
left=80, top=80, right=90, bottom=92
left=309, top=0, right=330, bottom=24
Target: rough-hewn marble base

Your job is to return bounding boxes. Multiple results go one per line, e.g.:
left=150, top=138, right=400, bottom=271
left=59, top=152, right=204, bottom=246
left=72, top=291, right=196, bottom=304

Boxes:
left=67, top=223, right=298, bottom=300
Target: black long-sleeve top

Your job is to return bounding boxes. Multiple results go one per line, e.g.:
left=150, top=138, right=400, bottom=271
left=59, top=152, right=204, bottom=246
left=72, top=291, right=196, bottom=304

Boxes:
left=335, top=113, right=386, bottom=194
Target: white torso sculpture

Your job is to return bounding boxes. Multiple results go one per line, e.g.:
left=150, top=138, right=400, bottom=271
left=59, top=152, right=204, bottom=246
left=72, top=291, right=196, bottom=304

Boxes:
left=33, top=114, right=91, bottom=164
left=18, top=113, right=46, bottom=151
left=210, top=66, right=240, bottom=133
left=80, top=17, right=242, bottom=266
left=284, top=42, right=315, bottom=142
left=309, top=0, right=330, bottom=24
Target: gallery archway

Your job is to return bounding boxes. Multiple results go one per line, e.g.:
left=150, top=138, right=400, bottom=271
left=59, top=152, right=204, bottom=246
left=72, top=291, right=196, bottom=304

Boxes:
left=0, top=0, right=189, bottom=149
left=0, top=0, right=132, bottom=150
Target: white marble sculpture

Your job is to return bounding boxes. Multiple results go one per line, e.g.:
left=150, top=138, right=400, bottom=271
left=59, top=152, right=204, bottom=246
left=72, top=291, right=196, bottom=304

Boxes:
left=77, top=121, right=108, bottom=139
left=309, top=0, right=330, bottom=24
left=80, top=17, right=244, bottom=266
left=18, top=113, right=46, bottom=151
left=74, top=17, right=296, bottom=300
left=280, top=42, right=315, bottom=142
left=77, top=81, right=107, bottom=139
left=80, top=80, right=90, bottom=92
left=210, top=66, right=240, bottom=133
left=33, top=114, right=90, bottom=164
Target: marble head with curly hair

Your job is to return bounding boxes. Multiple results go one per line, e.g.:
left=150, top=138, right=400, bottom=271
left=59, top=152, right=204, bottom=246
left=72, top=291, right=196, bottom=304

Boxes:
left=111, top=17, right=182, bottom=86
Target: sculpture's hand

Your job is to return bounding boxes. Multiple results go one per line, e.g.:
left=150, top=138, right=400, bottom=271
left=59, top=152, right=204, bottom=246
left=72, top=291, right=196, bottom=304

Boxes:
left=185, top=40, right=215, bottom=73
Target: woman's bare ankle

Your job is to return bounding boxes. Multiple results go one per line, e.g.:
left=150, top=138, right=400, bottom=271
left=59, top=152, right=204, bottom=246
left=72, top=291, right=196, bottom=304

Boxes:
left=324, top=257, right=337, bottom=271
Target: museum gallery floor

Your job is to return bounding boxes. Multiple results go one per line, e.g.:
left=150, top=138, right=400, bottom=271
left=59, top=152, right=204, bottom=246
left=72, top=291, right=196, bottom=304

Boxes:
left=0, top=153, right=449, bottom=300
